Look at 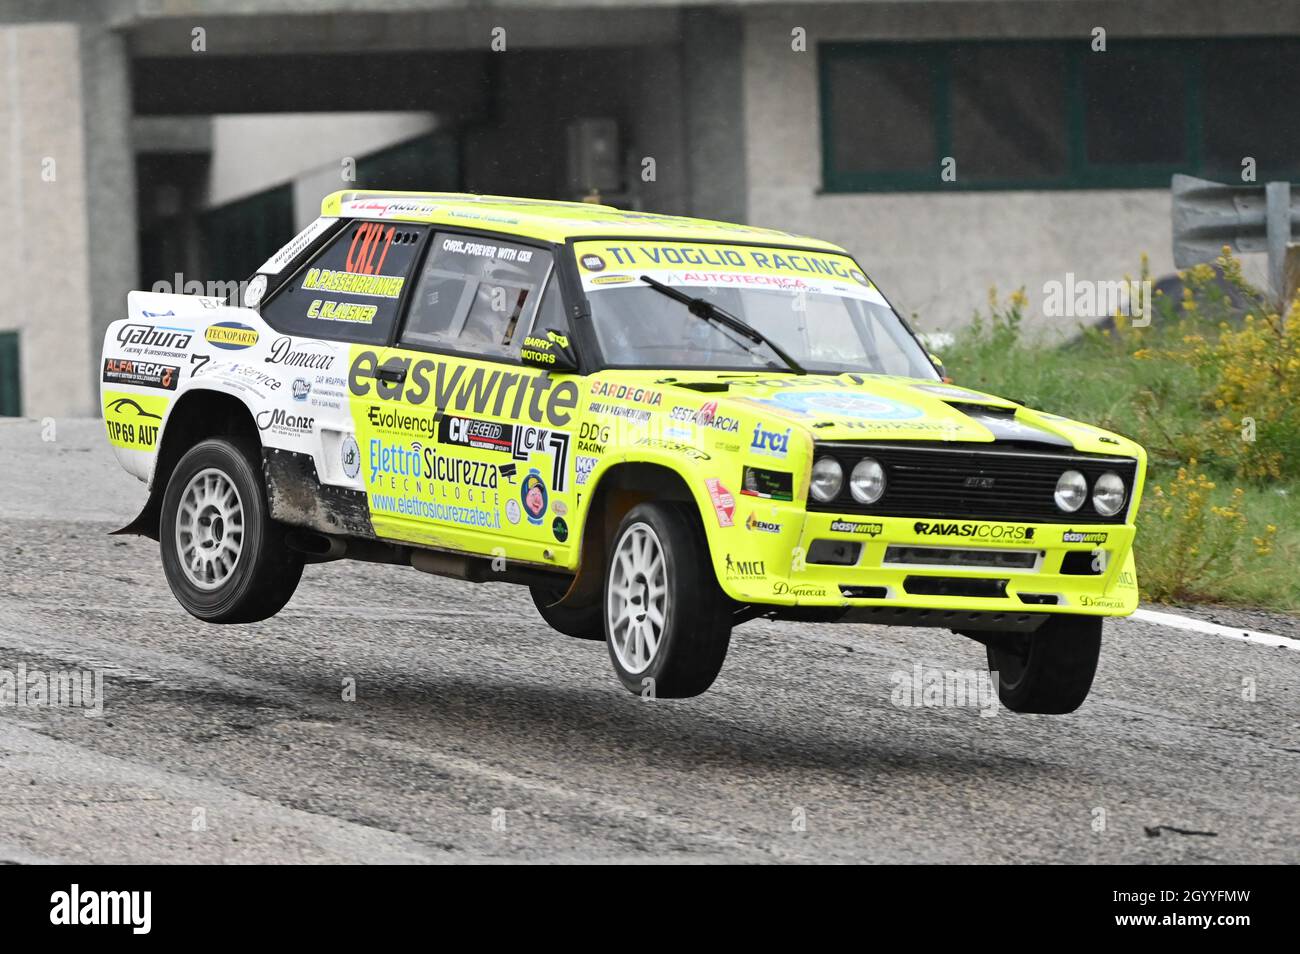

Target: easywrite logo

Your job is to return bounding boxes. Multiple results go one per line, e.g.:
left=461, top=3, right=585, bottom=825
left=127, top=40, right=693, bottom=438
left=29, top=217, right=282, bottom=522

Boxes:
left=1062, top=529, right=1108, bottom=544
left=349, top=350, right=578, bottom=429
left=50, top=885, right=151, bottom=934
left=830, top=520, right=883, bottom=536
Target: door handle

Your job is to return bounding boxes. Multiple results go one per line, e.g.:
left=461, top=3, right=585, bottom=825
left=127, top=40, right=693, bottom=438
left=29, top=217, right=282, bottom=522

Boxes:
left=376, top=365, right=406, bottom=384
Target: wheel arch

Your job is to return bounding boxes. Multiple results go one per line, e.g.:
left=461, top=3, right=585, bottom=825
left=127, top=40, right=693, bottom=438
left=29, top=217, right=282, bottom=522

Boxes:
left=559, top=459, right=720, bottom=608
left=114, top=388, right=263, bottom=540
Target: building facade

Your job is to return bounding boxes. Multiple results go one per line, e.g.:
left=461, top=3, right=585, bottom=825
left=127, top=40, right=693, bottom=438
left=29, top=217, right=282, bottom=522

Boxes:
left=0, top=0, right=1295, bottom=416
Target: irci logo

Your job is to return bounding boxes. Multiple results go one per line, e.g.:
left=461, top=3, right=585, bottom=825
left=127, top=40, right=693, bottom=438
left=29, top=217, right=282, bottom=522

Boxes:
left=1042, top=274, right=1151, bottom=327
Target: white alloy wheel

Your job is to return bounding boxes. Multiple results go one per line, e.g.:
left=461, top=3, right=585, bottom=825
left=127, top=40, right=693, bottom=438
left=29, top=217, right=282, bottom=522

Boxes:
left=174, top=466, right=245, bottom=591
left=606, top=521, right=668, bottom=674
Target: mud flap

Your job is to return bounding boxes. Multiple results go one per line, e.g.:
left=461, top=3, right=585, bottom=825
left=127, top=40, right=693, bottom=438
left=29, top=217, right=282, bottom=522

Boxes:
left=111, top=491, right=163, bottom=541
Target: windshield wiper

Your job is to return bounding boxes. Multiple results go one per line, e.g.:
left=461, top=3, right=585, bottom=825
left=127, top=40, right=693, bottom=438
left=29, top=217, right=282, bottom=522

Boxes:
left=638, top=275, right=806, bottom=374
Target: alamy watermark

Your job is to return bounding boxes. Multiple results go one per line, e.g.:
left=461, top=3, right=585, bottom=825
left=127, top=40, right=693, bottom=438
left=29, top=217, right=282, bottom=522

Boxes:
left=1043, top=273, right=1152, bottom=327
left=0, top=664, right=105, bottom=717
left=890, top=663, right=999, bottom=717
left=150, top=273, right=256, bottom=306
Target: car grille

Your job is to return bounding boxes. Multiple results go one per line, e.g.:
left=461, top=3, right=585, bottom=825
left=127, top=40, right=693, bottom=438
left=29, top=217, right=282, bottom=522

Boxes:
left=809, top=442, right=1139, bottom=524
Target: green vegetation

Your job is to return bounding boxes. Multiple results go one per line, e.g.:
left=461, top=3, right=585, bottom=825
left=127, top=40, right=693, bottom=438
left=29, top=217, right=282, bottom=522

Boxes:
left=939, top=253, right=1299, bottom=612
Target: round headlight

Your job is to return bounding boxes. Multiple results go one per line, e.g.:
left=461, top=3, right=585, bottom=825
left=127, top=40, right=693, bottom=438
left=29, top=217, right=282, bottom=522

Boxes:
left=1054, top=470, right=1087, bottom=512
left=810, top=457, right=843, bottom=503
left=850, top=458, right=886, bottom=504
left=1092, top=471, right=1127, bottom=516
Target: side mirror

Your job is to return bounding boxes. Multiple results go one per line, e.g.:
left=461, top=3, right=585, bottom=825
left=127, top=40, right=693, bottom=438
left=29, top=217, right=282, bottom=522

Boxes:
left=928, top=352, right=951, bottom=383
left=521, top=328, right=579, bottom=373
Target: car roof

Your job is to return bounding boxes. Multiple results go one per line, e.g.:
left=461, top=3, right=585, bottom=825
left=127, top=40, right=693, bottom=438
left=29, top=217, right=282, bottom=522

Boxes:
left=320, top=190, right=849, bottom=252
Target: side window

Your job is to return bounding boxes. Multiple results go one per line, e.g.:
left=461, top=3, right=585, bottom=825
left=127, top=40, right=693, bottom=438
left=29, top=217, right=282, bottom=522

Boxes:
left=400, top=232, right=553, bottom=359
left=260, top=221, right=427, bottom=344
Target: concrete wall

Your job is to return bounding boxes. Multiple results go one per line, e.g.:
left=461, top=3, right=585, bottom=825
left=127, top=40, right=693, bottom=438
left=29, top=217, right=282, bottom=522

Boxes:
left=0, top=24, right=94, bottom=418
left=208, top=111, right=438, bottom=215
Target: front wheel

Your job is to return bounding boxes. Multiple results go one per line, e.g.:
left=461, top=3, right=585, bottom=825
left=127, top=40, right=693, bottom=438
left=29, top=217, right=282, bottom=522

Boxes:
left=985, top=615, right=1102, bottom=714
left=604, top=502, right=732, bottom=698
left=159, top=437, right=303, bottom=623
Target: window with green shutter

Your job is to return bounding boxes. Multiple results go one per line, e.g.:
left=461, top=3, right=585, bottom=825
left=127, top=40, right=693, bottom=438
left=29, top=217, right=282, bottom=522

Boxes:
left=820, top=38, right=1300, bottom=192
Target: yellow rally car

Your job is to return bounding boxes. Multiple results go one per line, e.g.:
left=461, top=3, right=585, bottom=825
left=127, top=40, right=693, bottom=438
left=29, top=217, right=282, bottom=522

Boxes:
left=102, top=191, right=1145, bottom=713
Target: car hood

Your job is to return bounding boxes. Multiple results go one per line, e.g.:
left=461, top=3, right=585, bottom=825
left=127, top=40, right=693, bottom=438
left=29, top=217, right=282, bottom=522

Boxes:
left=631, top=370, right=1143, bottom=458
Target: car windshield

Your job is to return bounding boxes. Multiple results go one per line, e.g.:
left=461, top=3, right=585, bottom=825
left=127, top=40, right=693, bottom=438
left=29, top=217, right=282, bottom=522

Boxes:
left=574, top=240, right=939, bottom=379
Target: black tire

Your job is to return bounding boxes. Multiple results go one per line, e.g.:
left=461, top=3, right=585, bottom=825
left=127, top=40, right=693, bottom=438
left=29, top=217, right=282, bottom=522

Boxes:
left=603, top=502, right=732, bottom=698
left=530, top=585, right=603, bottom=640
left=986, top=615, right=1102, bottom=714
left=159, top=437, right=303, bottom=623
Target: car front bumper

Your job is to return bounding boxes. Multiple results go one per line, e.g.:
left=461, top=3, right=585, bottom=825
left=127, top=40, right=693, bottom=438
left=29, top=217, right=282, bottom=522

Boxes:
left=713, top=508, right=1140, bottom=619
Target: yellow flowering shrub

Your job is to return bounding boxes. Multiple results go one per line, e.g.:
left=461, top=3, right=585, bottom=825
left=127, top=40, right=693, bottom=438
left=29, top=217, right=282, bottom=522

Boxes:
left=949, top=248, right=1296, bottom=607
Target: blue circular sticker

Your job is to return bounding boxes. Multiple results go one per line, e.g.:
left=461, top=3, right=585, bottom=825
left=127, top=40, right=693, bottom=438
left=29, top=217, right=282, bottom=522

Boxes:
left=765, top=391, right=923, bottom=420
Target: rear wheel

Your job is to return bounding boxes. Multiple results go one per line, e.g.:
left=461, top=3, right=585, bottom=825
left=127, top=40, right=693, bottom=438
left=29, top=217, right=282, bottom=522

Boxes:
left=159, top=437, right=303, bottom=623
left=985, top=615, right=1102, bottom=714
left=530, top=585, right=603, bottom=640
left=604, top=502, right=732, bottom=698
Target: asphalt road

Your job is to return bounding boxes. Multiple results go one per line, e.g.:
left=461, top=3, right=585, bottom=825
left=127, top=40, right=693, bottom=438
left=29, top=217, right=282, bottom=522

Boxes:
left=0, top=418, right=1296, bottom=863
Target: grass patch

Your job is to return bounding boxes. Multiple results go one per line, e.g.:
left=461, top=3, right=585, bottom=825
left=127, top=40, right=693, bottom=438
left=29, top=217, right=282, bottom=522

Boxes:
left=934, top=260, right=1299, bottom=613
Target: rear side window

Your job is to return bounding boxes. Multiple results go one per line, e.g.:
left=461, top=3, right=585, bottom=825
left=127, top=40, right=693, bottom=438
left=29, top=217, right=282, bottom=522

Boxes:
left=399, top=232, right=553, bottom=359
left=261, top=221, right=427, bottom=344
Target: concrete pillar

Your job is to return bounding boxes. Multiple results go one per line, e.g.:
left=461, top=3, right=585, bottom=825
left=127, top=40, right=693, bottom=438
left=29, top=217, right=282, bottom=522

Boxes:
left=682, top=9, right=747, bottom=224
left=79, top=23, right=137, bottom=405
left=0, top=22, right=134, bottom=419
